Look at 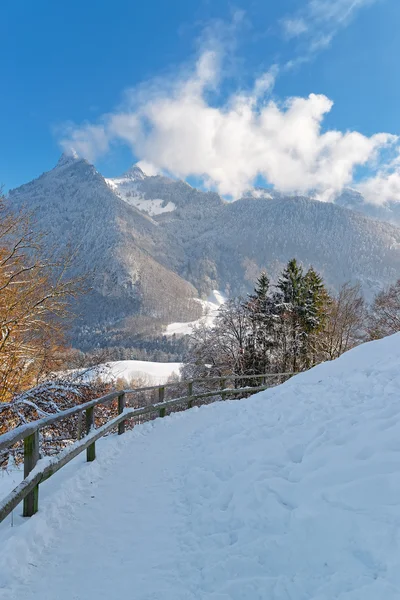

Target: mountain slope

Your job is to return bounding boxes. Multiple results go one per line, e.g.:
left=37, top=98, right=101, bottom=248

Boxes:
left=8, top=155, right=202, bottom=346
left=335, top=188, right=400, bottom=227
left=107, top=167, right=223, bottom=220
left=108, top=166, right=400, bottom=299
left=3, top=334, right=400, bottom=598
left=8, top=155, right=400, bottom=346
left=189, top=195, right=400, bottom=298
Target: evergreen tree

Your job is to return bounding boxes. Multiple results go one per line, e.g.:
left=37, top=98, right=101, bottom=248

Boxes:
left=277, top=259, right=304, bottom=307
left=249, top=271, right=270, bottom=307
left=276, top=259, right=305, bottom=372
left=244, top=271, right=273, bottom=376
left=182, top=258, right=357, bottom=384
left=302, top=267, right=330, bottom=367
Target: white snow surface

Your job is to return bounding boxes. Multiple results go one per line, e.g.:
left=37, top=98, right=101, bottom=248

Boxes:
left=106, top=177, right=176, bottom=216
left=165, top=289, right=226, bottom=336
left=84, top=359, right=182, bottom=385
left=3, top=334, right=400, bottom=598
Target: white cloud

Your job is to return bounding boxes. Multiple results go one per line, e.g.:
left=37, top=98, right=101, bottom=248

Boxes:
left=60, top=46, right=397, bottom=200
left=356, top=155, right=400, bottom=204
left=253, top=66, right=279, bottom=98
left=60, top=123, right=110, bottom=163
left=281, top=0, right=380, bottom=59
left=282, top=18, right=309, bottom=39
left=136, top=160, right=161, bottom=176
left=308, top=0, right=375, bottom=24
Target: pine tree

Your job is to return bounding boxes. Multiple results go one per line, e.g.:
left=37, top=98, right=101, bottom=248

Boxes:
left=249, top=271, right=270, bottom=307
left=244, top=271, right=273, bottom=376
left=182, top=258, right=354, bottom=385
left=277, top=259, right=304, bottom=307
left=276, top=259, right=305, bottom=372
left=302, top=267, right=330, bottom=367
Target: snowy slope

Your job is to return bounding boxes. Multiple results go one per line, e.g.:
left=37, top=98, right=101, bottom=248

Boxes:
left=106, top=175, right=177, bottom=216
left=3, top=334, right=400, bottom=598
left=165, top=289, right=226, bottom=336
left=106, top=164, right=177, bottom=216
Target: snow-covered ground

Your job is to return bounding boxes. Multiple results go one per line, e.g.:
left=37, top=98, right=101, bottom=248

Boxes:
left=165, top=289, right=226, bottom=336
left=83, top=359, right=182, bottom=386
left=106, top=176, right=176, bottom=216
left=3, top=334, right=400, bottom=598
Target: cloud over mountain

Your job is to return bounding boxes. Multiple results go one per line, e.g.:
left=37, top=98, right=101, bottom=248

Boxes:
left=60, top=12, right=400, bottom=204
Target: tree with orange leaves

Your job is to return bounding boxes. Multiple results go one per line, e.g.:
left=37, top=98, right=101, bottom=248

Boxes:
left=0, top=194, right=82, bottom=402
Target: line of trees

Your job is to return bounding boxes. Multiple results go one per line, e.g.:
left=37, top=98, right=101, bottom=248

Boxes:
left=183, top=259, right=400, bottom=380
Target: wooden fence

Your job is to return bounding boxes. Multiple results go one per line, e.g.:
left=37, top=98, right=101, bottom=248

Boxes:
left=0, top=372, right=293, bottom=523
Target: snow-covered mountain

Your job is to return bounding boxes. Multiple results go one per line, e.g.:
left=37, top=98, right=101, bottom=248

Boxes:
left=105, top=166, right=177, bottom=217
left=335, top=188, right=400, bottom=226
left=7, top=154, right=203, bottom=347
left=246, top=185, right=400, bottom=228
left=193, top=195, right=400, bottom=298
left=7, top=154, right=400, bottom=347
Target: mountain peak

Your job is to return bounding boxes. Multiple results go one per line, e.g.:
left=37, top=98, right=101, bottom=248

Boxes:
left=56, top=150, right=82, bottom=168
left=122, top=164, right=147, bottom=181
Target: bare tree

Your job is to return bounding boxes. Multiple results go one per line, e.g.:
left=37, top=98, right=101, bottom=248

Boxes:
left=367, top=279, right=400, bottom=339
left=182, top=298, right=249, bottom=380
left=323, top=282, right=365, bottom=360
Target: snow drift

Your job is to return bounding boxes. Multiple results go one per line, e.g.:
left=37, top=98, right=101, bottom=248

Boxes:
left=2, top=334, right=400, bottom=599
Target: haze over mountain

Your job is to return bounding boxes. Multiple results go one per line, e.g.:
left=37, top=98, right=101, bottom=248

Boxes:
left=334, top=188, right=400, bottom=227
left=7, top=154, right=400, bottom=348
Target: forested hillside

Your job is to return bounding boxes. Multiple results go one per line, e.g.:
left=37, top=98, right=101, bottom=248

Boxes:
left=8, top=154, right=400, bottom=349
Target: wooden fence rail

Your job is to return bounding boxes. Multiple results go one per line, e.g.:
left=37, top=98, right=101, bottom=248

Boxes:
left=0, top=372, right=293, bottom=524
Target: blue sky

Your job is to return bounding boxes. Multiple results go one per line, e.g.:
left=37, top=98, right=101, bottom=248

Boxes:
left=1, top=0, right=400, bottom=202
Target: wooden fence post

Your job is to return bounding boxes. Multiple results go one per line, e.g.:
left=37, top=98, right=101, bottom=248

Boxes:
left=118, top=392, right=126, bottom=435
left=23, top=430, right=40, bottom=517
left=158, top=386, right=165, bottom=402
left=86, top=406, right=96, bottom=462
left=158, top=387, right=165, bottom=417
left=220, top=378, right=226, bottom=401
left=187, top=381, right=193, bottom=408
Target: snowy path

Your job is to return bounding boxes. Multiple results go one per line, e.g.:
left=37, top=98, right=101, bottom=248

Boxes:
left=2, top=335, right=400, bottom=598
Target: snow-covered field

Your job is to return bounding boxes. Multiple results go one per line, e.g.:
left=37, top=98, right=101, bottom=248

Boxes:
left=2, top=334, right=400, bottom=598
left=98, top=359, right=181, bottom=385
left=165, top=289, right=226, bottom=336
left=77, top=359, right=182, bottom=386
